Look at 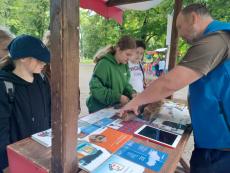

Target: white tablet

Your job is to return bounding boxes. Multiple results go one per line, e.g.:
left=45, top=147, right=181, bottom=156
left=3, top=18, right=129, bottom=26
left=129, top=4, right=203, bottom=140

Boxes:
left=134, top=125, right=181, bottom=149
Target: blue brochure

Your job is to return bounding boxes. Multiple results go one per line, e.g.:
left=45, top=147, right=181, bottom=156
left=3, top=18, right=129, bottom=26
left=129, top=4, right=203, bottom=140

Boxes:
left=81, top=124, right=100, bottom=134
left=116, top=140, right=168, bottom=172
left=94, top=118, right=115, bottom=127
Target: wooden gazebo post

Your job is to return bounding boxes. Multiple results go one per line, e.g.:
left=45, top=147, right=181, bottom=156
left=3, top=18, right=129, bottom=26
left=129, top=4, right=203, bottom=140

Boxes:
left=50, top=0, right=80, bottom=172
left=167, top=0, right=183, bottom=99
left=168, top=0, right=183, bottom=71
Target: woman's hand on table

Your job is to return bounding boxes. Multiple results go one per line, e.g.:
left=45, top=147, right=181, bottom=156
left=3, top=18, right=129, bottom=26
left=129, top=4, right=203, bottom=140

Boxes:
left=132, top=93, right=137, bottom=98
left=120, top=95, right=129, bottom=106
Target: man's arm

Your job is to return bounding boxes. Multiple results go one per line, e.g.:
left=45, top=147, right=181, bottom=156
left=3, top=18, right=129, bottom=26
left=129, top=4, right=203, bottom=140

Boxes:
left=120, top=65, right=202, bottom=115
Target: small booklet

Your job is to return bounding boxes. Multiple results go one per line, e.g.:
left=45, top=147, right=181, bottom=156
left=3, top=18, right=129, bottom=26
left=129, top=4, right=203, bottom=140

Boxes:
left=92, top=155, right=144, bottom=173
left=87, top=127, right=133, bottom=153
left=107, top=118, right=145, bottom=135
left=78, top=118, right=116, bottom=138
left=157, top=100, right=191, bottom=124
left=150, top=100, right=191, bottom=135
left=94, top=118, right=115, bottom=127
left=31, top=129, right=52, bottom=147
left=77, top=140, right=111, bottom=172
left=151, top=119, right=187, bottom=135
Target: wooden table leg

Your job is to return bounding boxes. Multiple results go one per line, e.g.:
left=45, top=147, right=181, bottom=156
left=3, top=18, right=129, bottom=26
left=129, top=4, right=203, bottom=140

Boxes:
left=179, top=158, right=190, bottom=173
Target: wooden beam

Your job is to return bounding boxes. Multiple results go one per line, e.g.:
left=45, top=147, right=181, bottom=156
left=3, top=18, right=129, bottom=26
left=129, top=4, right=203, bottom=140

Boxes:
left=167, top=0, right=182, bottom=100
left=107, top=0, right=151, bottom=6
left=50, top=0, right=80, bottom=172
left=179, top=158, right=190, bottom=173
left=168, top=0, right=183, bottom=71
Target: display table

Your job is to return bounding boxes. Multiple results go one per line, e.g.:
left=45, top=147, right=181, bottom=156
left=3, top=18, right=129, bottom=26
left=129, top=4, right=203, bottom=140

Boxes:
left=7, top=130, right=191, bottom=173
left=7, top=100, right=192, bottom=173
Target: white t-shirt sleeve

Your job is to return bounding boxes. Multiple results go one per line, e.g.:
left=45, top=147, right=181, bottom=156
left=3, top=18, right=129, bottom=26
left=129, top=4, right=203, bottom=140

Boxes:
left=128, top=62, right=144, bottom=93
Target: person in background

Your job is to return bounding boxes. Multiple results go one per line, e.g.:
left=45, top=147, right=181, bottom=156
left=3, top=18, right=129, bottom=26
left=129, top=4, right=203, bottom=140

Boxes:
left=120, top=4, right=230, bottom=173
left=158, top=57, right=166, bottom=76
left=0, top=26, right=15, bottom=59
left=128, top=40, right=146, bottom=93
left=0, top=35, right=51, bottom=172
left=86, top=36, right=137, bottom=113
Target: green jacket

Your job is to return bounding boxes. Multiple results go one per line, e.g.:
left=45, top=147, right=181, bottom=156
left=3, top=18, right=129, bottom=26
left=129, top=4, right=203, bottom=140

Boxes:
left=86, top=53, right=134, bottom=113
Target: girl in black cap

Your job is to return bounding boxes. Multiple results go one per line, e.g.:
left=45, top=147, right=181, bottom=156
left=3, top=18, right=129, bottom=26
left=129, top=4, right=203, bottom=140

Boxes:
left=0, top=35, right=51, bottom=172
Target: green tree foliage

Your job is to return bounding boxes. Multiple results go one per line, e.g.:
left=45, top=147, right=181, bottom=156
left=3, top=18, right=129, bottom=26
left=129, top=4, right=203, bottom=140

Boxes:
left=0, top=0, right=49, bottom=38
left=80, top=1, right=173, bottom=59
left=80, top=10, right=121, bottom=59
left=123, top=0, right=172, bottom=49
left=0, top=0, right=229, bottom=59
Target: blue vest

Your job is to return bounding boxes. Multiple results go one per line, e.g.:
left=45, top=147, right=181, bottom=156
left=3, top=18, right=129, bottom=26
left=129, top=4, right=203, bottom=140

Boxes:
left=189, top=20, right=230, bottom=148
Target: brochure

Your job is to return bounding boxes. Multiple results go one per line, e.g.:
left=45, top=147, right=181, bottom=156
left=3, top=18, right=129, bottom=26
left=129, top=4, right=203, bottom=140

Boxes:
left=81, top=107, right=119, bottom=124
left=149, top=100, right=191, bottom=135
left=94, top=118, right=115, bottom=127
left=151, top=119, right=187, bottom=135
left=77, top=140, right=111, bottom=172
left=92, top=155, right=144, bottom=173
left=80, top=124, right=101, bottom=135
left=116, top=140, right=168, bottom=172
left=157, top=100, right=191, bottom=124
left=87, top=127, right=133, bottom=153
left=106, top=119, right=144, bottom=135
left=31, top=128, right=52, bottom=147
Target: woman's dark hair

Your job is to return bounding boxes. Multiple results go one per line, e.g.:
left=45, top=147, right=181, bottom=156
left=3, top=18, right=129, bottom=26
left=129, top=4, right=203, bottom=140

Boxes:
left=94, top=35, right=136, bottom=63
left=115, top=35, right=136, bottom=51
left=136, top=40, right=146, bottom=50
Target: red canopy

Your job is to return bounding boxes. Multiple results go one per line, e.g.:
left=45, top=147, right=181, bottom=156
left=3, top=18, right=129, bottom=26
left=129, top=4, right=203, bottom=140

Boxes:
left=80, top=0, right=123, bottom=24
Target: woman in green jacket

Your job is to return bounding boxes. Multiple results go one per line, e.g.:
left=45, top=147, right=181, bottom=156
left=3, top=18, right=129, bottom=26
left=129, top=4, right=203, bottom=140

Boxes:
left=86, top=36, right=137, bottom=113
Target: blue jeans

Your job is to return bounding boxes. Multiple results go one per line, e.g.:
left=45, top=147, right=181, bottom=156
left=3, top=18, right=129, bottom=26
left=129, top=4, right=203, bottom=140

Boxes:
left=190, top=148, right=230, bottom=173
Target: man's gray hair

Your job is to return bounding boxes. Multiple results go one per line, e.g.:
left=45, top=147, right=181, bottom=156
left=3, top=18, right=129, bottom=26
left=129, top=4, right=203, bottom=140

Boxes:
left=182, top=3, right=211, bottom=17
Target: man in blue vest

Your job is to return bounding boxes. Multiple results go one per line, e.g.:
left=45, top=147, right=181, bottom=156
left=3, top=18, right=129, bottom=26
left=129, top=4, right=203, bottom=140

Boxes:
left=120, top=3, right=230, bottom=173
